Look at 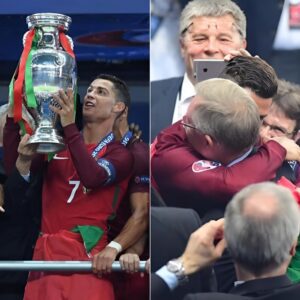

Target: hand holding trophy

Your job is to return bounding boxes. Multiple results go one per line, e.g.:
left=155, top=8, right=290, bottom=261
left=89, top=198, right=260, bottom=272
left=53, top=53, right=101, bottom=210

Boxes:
left=9, top=13, right=77, bottom=153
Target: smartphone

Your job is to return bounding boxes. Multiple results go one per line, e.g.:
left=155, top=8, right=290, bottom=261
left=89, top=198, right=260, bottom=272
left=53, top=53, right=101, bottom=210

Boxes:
left=193, top=59, right=226, bottom=82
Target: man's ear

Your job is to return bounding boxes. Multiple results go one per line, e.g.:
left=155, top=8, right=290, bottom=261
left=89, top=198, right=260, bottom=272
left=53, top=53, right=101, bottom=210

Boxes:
left=242, top=39, right=247, bottom=49
left=204, top=134, right=214, bottom=147
left=113, top=101, right=125, bottom=114
left=179, top=37, right=185, bottom=58
left=123, top=106, right=129, bottom=118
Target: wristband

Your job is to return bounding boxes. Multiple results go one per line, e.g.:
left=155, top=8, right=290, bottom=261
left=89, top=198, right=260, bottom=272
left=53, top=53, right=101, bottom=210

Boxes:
left=107, top=241, right=122, bottom=253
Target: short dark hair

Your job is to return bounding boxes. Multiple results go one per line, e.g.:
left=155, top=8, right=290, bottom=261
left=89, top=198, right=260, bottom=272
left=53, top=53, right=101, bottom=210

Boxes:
left=96, top=74, right=131, bottom=108
left=273, top=79, right=300, bottom=134
left=221, top=56, right=278, bottom=99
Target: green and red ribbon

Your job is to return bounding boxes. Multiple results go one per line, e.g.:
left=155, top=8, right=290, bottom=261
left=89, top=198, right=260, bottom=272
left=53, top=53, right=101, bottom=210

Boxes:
left=9, top=29, right=75, bottom=137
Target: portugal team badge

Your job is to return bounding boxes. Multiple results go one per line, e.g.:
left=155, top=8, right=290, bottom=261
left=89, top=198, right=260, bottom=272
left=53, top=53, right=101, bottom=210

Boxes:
left=192, top=160, right=221, bottom=173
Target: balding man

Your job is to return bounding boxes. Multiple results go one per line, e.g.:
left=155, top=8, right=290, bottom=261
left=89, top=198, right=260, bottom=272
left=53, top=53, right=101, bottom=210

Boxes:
left=152, top=182, right=300, bottom=300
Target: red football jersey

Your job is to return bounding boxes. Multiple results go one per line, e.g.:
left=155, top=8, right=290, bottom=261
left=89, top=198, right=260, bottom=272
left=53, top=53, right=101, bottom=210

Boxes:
left=109, top=140, right=149, bottom=240
left=152, top=121, right=287, bottom=217
left=42, top=141, right=132, bottom=237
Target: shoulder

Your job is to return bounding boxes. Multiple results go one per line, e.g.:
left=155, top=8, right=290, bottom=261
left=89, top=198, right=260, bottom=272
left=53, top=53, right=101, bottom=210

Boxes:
left=155, top=122, right=186, bottom=146
left=103, top=142, right=134, bottom=164
left=153, top=122, right=192, bottom=160
left=151, top=77, right=183, bottom=98
left=128, top=140, right=149, bottom=158
left=151, top=76, right=183, bottom=88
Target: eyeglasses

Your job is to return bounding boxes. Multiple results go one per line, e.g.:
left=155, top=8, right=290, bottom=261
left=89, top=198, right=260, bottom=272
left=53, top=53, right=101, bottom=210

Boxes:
left=181, top=121, right=204, bottom=134
left=261, top=119, right=296, bottom=137
left=181, top=122, right=197, bottom=130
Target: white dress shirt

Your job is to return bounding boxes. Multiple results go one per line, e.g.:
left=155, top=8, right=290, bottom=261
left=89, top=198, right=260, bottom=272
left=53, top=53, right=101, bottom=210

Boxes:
left=172, top=73, right=195, bottom=123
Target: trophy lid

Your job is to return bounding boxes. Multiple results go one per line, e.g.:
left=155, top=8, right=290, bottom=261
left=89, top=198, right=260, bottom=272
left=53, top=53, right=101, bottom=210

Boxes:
left=26, top=13, right=72, bottom=31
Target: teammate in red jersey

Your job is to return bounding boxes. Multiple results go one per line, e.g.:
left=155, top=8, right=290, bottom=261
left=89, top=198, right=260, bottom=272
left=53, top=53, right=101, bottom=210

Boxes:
left=152, top=78, right=300, bottom=218
left=96, top=108, right=149, bottom=300
left=3, top=74, right=134, bottom=300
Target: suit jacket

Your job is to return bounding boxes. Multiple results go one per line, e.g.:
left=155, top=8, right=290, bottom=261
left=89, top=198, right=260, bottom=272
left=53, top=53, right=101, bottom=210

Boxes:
left=235, top=0, right=284, bottom=61
left=0, top=168, right=42, bottom=300
left=151, top=76, right=182, bottom=141
left=151, top=207, right=214, bottom=300
left=184, top=275, right=300, bottom=300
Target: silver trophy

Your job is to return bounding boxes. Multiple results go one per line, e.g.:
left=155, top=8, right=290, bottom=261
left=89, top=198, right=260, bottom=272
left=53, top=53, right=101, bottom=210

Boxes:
left=25, top=13, right=77, bottom=153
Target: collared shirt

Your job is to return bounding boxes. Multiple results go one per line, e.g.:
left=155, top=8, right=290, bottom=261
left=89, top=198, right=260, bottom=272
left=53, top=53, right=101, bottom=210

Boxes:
left=234, top=280, right=245, bottom=287
left=156, top=265, right=179, bottom=290
left=172, top=73, right=195, bottom=123
left=21, top=172, right=30, bottom=182
left=227, top=147, right=254, bottom=167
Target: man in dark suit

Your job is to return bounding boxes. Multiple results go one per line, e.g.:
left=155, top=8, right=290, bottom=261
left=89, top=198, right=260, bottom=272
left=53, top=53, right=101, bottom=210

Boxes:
left=151, top=206, right=215, bottom=300
left=151, top=0, right=247, bottom=140
left=0, top=134, right=42, bottom=300
left=151, top=182, right=300, bottom=300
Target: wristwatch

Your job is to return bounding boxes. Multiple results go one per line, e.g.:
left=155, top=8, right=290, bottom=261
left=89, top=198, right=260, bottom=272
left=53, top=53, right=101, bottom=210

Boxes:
left=166, top=258, right=189, bottom=285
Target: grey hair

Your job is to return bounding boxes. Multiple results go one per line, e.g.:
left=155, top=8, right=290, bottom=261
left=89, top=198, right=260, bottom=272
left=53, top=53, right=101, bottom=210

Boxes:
left=225, top=182, right=300, bottom=276
left=192, top=78, right=260, bottom=153
left=180, top=0, right=246, bottom=38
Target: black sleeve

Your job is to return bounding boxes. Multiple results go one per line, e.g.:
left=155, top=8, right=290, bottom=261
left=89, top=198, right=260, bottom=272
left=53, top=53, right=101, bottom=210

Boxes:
left=151, top=273, right=172, bottom=300
left=4, top=168, right=42, bottom=223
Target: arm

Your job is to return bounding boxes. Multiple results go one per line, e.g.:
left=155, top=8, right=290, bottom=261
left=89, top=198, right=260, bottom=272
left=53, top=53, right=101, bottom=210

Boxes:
left=92, top=192, right=149, bottom=274
left=3, top=116, right=20, bottom=175
left=153, top=219, right=225, bottom=297
left=112, top=141, right=150, bottom=249
left=63, top=124, right=133, bottom=188
left=152, top=124, right=288, bottom=201
left=51, top=89, right=133, bottom=189
left=119, top=234, right=148, bottom=273
left=3, top=134, right=37, bottom=214
left=3, top=117, right=45, bottom=175
left=113, top=192, right=149, bottom=251
left=153, top=141, right=286, bottom=200
left=92, top=141, right=149, bottom=274
left=151, top=273, right=173, bottom=300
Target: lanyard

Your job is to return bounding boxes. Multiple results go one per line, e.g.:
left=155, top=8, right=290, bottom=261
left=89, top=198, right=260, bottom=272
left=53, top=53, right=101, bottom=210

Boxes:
left=91, top=132, right=115, bottom=158
left=120, top=130, right=133, bottom=147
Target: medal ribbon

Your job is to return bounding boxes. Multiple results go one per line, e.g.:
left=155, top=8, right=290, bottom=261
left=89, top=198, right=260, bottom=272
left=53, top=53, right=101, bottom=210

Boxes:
left=59, top=31, right=75, bottom=58
left=120, top=130, right=133, bottom=147
left=91, top=132, right=115, bottom=158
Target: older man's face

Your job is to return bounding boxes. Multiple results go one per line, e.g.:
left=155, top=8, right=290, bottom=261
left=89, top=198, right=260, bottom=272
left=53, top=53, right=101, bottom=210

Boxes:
left=260, top=104, right=297, bottom=140
left=180, top=14, right=246, bottom=83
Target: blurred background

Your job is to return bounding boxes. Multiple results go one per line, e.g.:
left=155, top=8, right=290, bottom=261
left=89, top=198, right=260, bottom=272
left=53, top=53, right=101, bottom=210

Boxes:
left=0, top=0, right=149, bottom=141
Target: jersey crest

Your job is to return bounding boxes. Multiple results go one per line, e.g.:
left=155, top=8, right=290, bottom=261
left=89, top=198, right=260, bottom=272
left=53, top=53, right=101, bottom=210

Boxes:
left=192, top=160, right=221, bottom=173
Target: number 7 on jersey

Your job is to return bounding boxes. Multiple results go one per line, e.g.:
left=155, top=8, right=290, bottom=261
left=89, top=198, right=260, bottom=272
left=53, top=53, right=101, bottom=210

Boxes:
left=67, top=180, right=80, bottom=203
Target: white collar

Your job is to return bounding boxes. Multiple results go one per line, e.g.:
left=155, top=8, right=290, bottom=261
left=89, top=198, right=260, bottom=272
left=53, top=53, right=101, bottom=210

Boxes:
left=227, top=146, right=254, bottom=167
left=180, top=73, right=196, bottom=102
left=234, top=280, right=245, bottom=287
